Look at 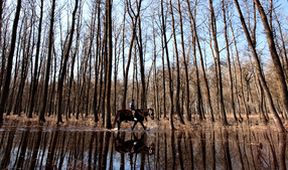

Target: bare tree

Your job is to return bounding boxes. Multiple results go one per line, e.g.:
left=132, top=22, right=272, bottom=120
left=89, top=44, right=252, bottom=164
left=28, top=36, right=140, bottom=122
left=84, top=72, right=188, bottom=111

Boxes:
left=121, top=0, right=142, bottom=109
left=186, top=0, right=215, bottom=122
left=229, top=19, right=246, bottom=121
left=92, top=0, right=102, bottom=122
left=170, top=0, right=185, bottom=124
left=14, top=11, right=33, bottom=116
left=57, top=0, right=79, bottom=124
left=177, top=0, right=190, bottom=121
left=136, top=15, right=147, bottom=109
left=233, top=0, right=286, bottom=132
left=254, top=0, right=288, bottom=119
left=221, top=0, right=237, bottom=121
left=209, top=0, right=228, bottom=125
left=28, top=0, right=44, bottom=118
left=39, top=0, right=56, bottom=123
left=0, top=0, right=22, bottom=123
left=161, top=0, right=175, bottom=129
left=104, top=0, right=113, bottom=128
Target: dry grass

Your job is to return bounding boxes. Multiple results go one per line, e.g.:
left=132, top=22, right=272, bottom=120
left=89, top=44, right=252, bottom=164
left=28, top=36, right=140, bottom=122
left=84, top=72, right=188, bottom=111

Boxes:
left=1, top=112, right=285, bottom=132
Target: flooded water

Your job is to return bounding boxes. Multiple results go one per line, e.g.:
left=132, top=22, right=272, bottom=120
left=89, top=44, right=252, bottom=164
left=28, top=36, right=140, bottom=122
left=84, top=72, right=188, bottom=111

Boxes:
left=0, top=125, right=287, bottom=170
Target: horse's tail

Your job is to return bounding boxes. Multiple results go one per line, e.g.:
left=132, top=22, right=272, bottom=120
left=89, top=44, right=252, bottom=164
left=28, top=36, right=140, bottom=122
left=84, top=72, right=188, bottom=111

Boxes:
left=113, top=111, right=120, bottom=128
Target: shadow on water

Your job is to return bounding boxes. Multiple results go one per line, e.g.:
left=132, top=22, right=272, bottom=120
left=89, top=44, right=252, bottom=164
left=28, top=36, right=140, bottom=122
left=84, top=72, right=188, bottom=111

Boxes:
left=0, top=126, right=287, bottom=169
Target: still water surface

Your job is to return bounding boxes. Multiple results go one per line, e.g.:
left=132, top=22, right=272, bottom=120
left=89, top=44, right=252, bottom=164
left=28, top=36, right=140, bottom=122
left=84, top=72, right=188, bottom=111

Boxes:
left=0, top=125, right=287, bottom=169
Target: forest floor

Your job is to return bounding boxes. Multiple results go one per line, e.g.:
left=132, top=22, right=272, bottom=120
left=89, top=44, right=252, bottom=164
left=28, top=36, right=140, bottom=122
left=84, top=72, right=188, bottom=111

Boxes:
left=1, top=113, right=285, bottom=133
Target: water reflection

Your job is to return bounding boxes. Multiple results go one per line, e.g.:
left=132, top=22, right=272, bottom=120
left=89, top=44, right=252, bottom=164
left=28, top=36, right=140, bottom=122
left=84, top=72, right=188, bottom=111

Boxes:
left=0, top=126, right=287, bottom=169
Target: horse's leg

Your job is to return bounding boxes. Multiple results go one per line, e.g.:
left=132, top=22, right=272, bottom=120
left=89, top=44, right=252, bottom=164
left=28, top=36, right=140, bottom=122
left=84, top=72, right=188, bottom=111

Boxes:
left=132, top=121, right=138, bottom=130
left=117, top=121, right=121, bottom=130
left=140, top=121, right=146, bottom=130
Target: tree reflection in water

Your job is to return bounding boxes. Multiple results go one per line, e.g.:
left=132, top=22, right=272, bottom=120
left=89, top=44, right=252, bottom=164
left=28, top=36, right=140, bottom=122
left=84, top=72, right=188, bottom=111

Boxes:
left=0, top=127, right=287, bottom=169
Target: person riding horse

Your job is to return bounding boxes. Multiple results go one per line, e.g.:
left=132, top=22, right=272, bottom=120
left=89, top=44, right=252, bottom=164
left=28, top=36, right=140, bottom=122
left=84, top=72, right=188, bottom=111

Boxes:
left=113, top=107, right=154, bottom=130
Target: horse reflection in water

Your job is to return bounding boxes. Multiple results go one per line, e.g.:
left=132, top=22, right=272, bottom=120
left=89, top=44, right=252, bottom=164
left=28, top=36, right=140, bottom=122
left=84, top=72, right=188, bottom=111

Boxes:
left=113, top=108, right=154, bottom=130
left=114, top=132, right=155, bottom=155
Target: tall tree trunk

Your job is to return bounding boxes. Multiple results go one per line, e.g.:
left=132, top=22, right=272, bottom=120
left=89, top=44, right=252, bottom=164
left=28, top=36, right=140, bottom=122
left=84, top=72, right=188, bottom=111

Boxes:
left=161, top=0, right=175, bottom=129
left=92, top=0, right=101, bottom=122
left=28, top=0, right=44, bottom=118
left=105, top=0, right=112, bottom=129
left=113, top=32, right=120, bottom=116
left=177, top=0, right=190, bottom=121
left=14, top=17, right=32, bottom=116
left=39, top=0, right=56, bottom=123
left=254, top=0, right=288, bottom=119
left=66, top=32, right=79, bottom=118
left=122, top=0, right=141, bottom=109
left=274, top=14, right=288, bottom=81
left=209, top=0, right=228, bottom=125
left=192, top=27, right=204, bottom=121
left=161, top=29, right=167, bottom=119
left=57, top=0, right=79, bottom=124
left=229, top=19, right=246, bottom=121
left=0, top=0, right=22, bottom=123
left=233, top=0, right=286, bottom=132
left=170, top=0, right=183, bottom=123
left=7, top=25, right=22, bottom=115
left=136, top=17, right=146, bottom=109
left=186, top=0, right=215, bottom=122
left=221, top=0, right=237, bottom=121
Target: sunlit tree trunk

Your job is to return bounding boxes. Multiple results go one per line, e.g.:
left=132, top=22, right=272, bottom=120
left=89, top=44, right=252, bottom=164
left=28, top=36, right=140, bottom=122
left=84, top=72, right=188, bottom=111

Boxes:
left=222, top=0, right=237, bottom=122
left=229, top=19, right=246, bottom=121
left=209, top=0, right=228, bottom=125
left=152, top=26, right=160, bottom=119
left=177, top=0, right=190, bottom=121
left=170, top=0, right=183, bottom=123
left=136, top=16, right=146, bottom=109
left=254, top=0, right=288, bottom=119
left=186, top=0, right=215, bottom=122
left=101, top=34, right=107, bottom=123
left=274, top=14, right=288, bottom=81
left=122, top=0, right=141, bottom=109
left=233, top=0, right=286, bottom=132
left=0, top=0, right=21, bottom=123
left=161, top=0, right=175, bottom=129
left=161, top=33, right=167, bottom=119
left=113, top=31, right=120, bottom=116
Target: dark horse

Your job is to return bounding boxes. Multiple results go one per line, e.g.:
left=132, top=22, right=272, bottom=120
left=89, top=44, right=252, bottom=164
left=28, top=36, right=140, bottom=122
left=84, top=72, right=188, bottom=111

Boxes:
left=114, top=132, right=155, bottom=155
left=113, top=108, right=154, bottom=130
